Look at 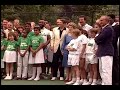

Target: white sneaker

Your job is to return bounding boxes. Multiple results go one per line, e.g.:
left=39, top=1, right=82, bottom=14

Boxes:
left=97, top=79, right=102, bottom=85
left=51, top=77, right=56, bottom=81
left=28, top=77, right=35, bottom=80
left=60, top=77, right=64, bottom=81
left=91, top=82, right=97, bottom=85
left=79, top=80, right=83, bottom=85
left=9, top=75, right=12, bottom=80
left=82, top=81, right=89, bottom=85
left=34, top=77, right=40, bottom=81
left=83, top=81, right=91, bottom=85
left=4, top=76, right=9, bottom=80
left=73, top=81, right=80, bottom=85
left=65, top=80, right=75, bottom=85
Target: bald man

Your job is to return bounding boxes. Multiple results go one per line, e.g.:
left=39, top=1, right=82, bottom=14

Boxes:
left=95, top=16, right=114, bottom=85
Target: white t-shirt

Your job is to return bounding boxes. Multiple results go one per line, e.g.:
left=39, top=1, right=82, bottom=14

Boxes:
left=77, top=34, right=87, bottom=53
left=81, top=23, right=92, bottom=32
left=86, top=38, right=97, bottom=54
left=67, top=38, right=80, bottom=55
left=41, top=27, right=51, bottom=43
left=4, top=29, right=14, bottom=39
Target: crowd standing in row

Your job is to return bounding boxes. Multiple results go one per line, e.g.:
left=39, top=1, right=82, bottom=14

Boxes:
left=1, top=14, right=119, bottom=85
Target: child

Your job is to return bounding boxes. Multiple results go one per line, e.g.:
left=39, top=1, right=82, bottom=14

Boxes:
left=1, top=31, right=6, bottom=79
left=16, top=30, right=30, bottom=80
left=77, top=29, right=88, bottom=85
left=85, top=28, right=98, bottom=85
left=65, top=29, right=81, bottom=85
left=28, top=25, right=45, bottom=81
left=3, top=32, right=18, bottom=80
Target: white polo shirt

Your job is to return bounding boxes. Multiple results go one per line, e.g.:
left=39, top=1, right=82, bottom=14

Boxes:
left=77, top=34, right=88, bottom=53
left=41, top=27, right=51, bottom=43
left=67, top=38, right=80, bottom=55
left=81, top=23, right=92, bottom=32
left=86, top=38, right=97, bottom=54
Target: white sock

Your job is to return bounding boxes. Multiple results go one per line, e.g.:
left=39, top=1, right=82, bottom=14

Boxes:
left=93, top=79, right=97, bottom=83
left=71, top=78, right=76, bottom=81
left=76, top=77, right=80, bottom=82
left=83, top=79, right=87, bottom=82
left=80, top=79, right=84, bottom=82
left=36, top=67, right=41, bottom=78
left=32, top=67, right=36, bottom=78
left=89, top=78, right=92, bottom=83
left=7, top=73, right=9, bottom=76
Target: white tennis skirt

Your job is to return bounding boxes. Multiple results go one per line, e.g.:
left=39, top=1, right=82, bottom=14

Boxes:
left=68, top=54, right=80, bottom=66
left=3, top=50, right=17, bottom=63
left=29, top=49, right=45, bottom=64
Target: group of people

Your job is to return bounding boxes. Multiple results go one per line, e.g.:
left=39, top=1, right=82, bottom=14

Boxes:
left=1, top=14, right=119, bottom=85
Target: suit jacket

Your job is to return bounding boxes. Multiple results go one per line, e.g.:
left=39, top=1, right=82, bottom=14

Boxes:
left=112, top=25, right=120, bottom=50
left=95, top=25, right=114, bottom=57
left=51, top=27, right=69, bottom=53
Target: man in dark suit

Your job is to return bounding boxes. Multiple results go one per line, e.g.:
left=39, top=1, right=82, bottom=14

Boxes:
left=95, top=15, right=114, bottom=85
left=108, top=14, right=119, bottom=85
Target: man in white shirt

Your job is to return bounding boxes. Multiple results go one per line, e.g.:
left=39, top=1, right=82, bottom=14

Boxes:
left=78, top=15, right=92, bottom=32
left=4, top=21, right=14, bottom=39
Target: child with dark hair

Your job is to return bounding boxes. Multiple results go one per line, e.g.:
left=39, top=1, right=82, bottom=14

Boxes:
left=15, top=30, right=30, bottom=80
left=28, top=26, right=45, bottom=81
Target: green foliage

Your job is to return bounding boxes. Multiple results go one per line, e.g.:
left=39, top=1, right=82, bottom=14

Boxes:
left=1, top=5, right=119, bottom=25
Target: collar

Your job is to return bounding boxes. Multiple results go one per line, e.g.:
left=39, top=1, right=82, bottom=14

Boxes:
left=112, top=22, right=117, bottom=26
left=102, top=24, right=109, bottom=29
left=58, top=27, right=66, bottom=31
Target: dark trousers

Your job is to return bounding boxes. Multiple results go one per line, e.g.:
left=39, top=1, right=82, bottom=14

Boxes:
left=112, top=52, right=119, bottom=85
left=41, top=63, right=47, bottom=74
left=41, top=61, right=52, bottom=74
left=52, top=47, right=64, bottom=77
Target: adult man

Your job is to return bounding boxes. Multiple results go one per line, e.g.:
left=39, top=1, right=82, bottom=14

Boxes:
left=78, top=15, right=92, bottom=32
left=95, top=16, right=114, bottom=85
left=4, top=21, right=14, bottom=39
left=2, top=19, right=9, bottom=31
left=50, top=18, right=69, bottom=80
left=39, top=20, right=51, bottom=76
left=13, top=19, right=20, bottom=30
left=108, top=14, right=119, bottom=85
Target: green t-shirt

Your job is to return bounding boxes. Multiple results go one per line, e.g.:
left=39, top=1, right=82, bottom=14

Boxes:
left=1, top=38, right=6, bottom=59
left=18, top=37, right=30, bottom=50
left=27, top=31, right=34, bottom=38
left=5, top=40, right=18, bottom=51
left=30, top=34, right=44, bottom=50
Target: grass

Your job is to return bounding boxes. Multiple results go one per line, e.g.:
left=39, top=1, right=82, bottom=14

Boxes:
left=1, top=79, right=65, bottom=85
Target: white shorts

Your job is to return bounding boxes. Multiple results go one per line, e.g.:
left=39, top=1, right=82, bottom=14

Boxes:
left=3, top=50, right=17, bottom=63
left=68, top=54, right=80, bottom=66
left=1, top=59, right=4, bottom=68
left=86, top=53, right=98, bottom=64
left=29, top=49, right=45, bottom=64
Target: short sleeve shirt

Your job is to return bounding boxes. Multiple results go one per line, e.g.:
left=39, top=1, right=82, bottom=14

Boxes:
left=41, top=28, right=51, bottom=43
left=77, top=34, right=87, bottom=53
left=67, top=38, right=80, bottom=55
left=4, top=40, right=18, bottom=51
left=18, top=37, right=30, bottom=50
left=27, top=31, right=35, bottom=38
left=82, top=24, right=92, bottom=32
left=86, top=38, right=97, bottom=54
left=1, top=38, right=6, bottom=59
left=30, top=34, right=44, bottom=50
